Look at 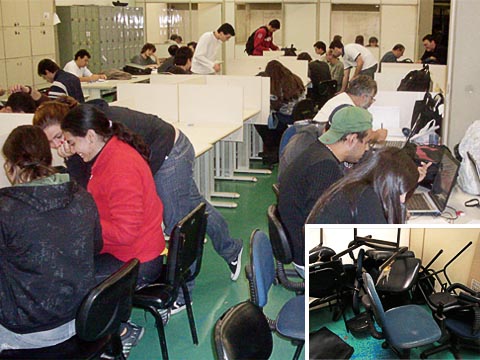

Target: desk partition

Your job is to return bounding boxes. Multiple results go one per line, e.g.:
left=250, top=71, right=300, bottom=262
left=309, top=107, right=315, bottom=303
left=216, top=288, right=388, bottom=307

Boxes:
left=378, top=63, right=447, bottom=93
left=149, top=74, right=206, bottom=85
left=117, top=83, right=179, bottom=123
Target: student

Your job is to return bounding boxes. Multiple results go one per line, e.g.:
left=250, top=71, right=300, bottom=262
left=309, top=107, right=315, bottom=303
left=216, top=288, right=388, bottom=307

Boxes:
left=307, top=147, right=419, bottom=224
left=420, top=34, right=448, bottom=65
left=191, top=23, right=235, bottom=74
left=278, top=106, right=373, bottom=276
left=158, top=44, right=179, bottom=73
left=297, top=52, right=331, bottom=86
left=64, top=49, right=107, bottom=82
left=8, top=84, right=50, bottom=108
left=329, top=40, right=378, bottom=93
left=0, top=92, right=36, bottom=113
left=169, top=46, right=193, bottom=74
left=313, top=41, right=327, bottom=61
left=251, top=19, right=281, bottom=56
left=380, top=44, right=405, bottom=71
left=131, top=43, right=159, bottom=68
left=313, top=75, right=387, bottom=143
left=0, top=125, right=101, bottom=350
left=255, top=60, right=306, bottom=166
left=187, top=41, right=197, bottom=52
left=37, top=59, right=85, bottom=102
left=33, top=99, right=244, bottom=314
left=326, top=49, right=344, bottom=88
left=355, top=35, right=364, bottom=46
left=168, top=34, right=182, bottom=45
left=367, top=36, right=379, bottom=48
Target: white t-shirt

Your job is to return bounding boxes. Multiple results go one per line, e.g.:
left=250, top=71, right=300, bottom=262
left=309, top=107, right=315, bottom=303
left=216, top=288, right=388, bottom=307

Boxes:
left=313, top=92, right=354, bottom=122
left=191, top=32, right=221, bottom=75
left=63, top=60, right=93, bottom=78
left=343, top=43, right=377, bottom=71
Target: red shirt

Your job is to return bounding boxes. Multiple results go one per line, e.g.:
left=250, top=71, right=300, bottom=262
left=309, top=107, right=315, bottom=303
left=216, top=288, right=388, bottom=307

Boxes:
left=88, top=136, right=165, bottom=263
left=253, top=27, right=279, bottom=56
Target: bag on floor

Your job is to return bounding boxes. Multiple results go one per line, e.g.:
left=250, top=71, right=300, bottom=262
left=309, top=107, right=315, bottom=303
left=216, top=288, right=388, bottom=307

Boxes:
left=457, top=120, right=480, bottom=195
left=397, top=64, right=431, bottom=92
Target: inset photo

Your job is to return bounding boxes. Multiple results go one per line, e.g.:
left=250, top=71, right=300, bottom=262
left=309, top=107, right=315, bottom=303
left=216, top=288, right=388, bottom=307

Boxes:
left=307, top=227, right=479, bottom=360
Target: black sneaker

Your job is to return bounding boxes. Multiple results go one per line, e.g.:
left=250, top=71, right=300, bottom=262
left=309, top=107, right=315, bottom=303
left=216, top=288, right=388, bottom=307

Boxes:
left=228, top=246, right=243, bottom=281
left=121, top=321, right=145, bottom=358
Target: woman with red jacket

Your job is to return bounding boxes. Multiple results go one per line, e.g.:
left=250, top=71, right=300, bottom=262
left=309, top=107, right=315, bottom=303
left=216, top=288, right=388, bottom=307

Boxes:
left=61, top=105, right=165, bottom=288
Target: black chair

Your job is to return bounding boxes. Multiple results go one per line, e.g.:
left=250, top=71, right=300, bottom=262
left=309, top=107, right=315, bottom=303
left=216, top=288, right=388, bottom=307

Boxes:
left=362, top=272, right=442, bottom=359
left=267, top=204, right=304, bottom=293
left=133, top=202, right=208, bottom=360
left=214, top=301, right=273, bottom=360
left=246, top=229, right=305, bottom=360
left=310, top=79, right=337, bottom=109
left=0, top=259, right=140, bottom=360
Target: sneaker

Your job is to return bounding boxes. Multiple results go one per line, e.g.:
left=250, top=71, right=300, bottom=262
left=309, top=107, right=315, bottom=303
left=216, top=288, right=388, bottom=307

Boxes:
left=229, top=246, right=243, bottom=281
left=170, top=301, right=189, bottom=315
left=157, top=308, right=171, bottom=325
left=120, top=321, right=145, bottom=358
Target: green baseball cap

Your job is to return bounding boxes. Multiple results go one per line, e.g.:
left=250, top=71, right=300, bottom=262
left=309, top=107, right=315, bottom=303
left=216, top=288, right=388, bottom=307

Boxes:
left=319, top=106, right=373, bottom=144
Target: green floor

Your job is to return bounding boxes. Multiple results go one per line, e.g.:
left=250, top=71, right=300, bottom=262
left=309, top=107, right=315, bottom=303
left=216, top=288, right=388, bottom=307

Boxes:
left=128, top=162, right=304, bottom=360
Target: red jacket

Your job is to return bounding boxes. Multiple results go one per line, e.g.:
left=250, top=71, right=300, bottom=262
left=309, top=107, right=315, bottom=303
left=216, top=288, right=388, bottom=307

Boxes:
left=88, top=136, right=165, bottom=263
left=253, top=27, right=279, bottom=56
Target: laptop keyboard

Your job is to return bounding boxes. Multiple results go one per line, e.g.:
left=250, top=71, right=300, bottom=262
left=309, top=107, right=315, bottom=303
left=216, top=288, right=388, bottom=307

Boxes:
left=407, top=194, right=434, bottom=211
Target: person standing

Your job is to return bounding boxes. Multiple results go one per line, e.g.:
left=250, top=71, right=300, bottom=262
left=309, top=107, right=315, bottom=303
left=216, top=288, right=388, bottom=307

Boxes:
left=191, top=23, right=235, bottom=74
left=330, top=40, right=378, bottom=93
left=64, top=49, right=107, bottom=82
left=252, top=19, right=281, bottom=56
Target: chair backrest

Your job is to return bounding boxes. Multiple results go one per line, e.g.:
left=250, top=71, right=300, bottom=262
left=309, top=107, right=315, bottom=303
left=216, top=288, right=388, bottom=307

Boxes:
left=214, top=301, right=273, bottom=360
left=363, top=272, right=387, bottom=329
left=267, top=204, right=293, bottom=265
left=316, top=79, right=337, bottom=97
left=76, top=258, right=140, bottom=341
left=292, top=99, right=316, bottom=121
left=309, top=259, right=344, bottom=299
left=165, top=202, right=208, bottom=289
left=248, top=229, right=276, bottom=308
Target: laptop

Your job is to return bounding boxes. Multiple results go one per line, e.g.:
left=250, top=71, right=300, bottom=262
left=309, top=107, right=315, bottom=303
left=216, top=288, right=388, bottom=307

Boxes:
left=407, top=148, right=460, bottom=215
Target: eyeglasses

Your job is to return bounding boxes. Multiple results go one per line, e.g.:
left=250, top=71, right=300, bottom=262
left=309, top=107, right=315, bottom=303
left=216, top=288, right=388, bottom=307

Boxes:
left=365, top=94, right=376, bottom=102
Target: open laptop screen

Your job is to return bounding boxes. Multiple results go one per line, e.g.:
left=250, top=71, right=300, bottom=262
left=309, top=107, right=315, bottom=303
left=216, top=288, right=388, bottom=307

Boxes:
left=430, top=150, right=460, bottom=211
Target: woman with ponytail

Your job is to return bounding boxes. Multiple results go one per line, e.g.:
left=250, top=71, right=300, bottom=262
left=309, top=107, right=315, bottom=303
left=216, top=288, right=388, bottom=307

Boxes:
left=61, top=104, right=166, bottom=289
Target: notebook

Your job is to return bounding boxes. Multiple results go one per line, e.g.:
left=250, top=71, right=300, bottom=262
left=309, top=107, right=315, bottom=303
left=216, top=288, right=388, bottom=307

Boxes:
left=407, top=148, right=460, bottom=215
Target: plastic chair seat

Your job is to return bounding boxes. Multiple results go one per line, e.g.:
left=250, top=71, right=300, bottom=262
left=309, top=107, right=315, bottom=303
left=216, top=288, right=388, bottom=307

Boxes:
left=445, top=318, right=480, bottom=341
left=133, top=283, right=175, bottom=309
left=0, top=335, right=112, bottom=359
left=384, top=304, right=442, bottom=349
left=429, top=292, right=458, bottom=308
left=276, top=295, right=305, bottom=341
left=376, top=258, right=421, bottom=293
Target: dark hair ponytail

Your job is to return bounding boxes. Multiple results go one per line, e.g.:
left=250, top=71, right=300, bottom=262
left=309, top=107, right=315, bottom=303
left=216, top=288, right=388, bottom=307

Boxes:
left=61, top=104, right=150, bottom=163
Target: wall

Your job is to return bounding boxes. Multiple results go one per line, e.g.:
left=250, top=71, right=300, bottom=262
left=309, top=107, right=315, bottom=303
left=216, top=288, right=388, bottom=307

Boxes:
left=56, top=0, right=137, bottom=5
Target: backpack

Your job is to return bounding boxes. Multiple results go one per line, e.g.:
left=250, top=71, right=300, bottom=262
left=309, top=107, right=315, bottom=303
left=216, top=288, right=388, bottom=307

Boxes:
left=397, top=64, right=431, bottom=92
left=245, top=26, right=268, bottom=55
left=457, top=121, right=480, bottom=195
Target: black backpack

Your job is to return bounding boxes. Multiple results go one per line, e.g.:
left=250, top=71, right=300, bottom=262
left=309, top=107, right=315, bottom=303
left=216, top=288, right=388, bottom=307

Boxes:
left=397, top=64, right=431, bottom=92
left=245, top=26, right=268, bottom=55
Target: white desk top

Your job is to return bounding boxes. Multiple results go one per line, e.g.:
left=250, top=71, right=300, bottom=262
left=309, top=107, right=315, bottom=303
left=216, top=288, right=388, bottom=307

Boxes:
left=243, top=107, right=261, bottom=122
left=408, top=186, right=480, bottom=224
left=177, top=122, right=243, bottom=146
left=81, top=75, right=151, bottom=90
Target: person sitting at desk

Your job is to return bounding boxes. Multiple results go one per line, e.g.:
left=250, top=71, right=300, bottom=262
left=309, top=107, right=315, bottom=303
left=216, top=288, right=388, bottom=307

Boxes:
left=255, top=60, right=306, bottom=166
left=419, top=34, right=448, bottom=65
left=307, top=147, right=419, bottom=224
left=380, top=44, right=405, bottom=71
left=313, top=41, right=327, bottom=62
left=0, top=92, right=36, bottom=113
left=8, top=84, right=50, bottom=108
left=37, top=58, right=84, bottom=103
left=64, top=49, right=107, bottom=82
left=158, top=45, right=179, bottom=73
left=326, top=49, right=344, bottom=88
left=313, top=75, right=387, bottom=143
left=279, top=106, right=373, bottom=277
left=33, top=98, right=244, bottom=315
left=0, top=125, right=101, bottom=350
left=131, top=43, right=159, bottom=68
left=168, top=46, right=193, bottom=74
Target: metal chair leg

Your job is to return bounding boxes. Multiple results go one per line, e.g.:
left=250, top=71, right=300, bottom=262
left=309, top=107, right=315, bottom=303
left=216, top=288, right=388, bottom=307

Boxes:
left=149, top=306, right=169, bottom=360
left=182, top=282, right=198, bottom=345
left=292, top=341, right=304, bottom=360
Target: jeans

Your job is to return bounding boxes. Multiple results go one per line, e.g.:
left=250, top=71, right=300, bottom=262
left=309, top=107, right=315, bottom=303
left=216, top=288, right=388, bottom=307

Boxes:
left=359, top=64, right=378, bottom=79
left=154, top=131, right=242, bottom=303
left=0, top=320, right=75, bottom=351
left=95, top=253, right=164, bottom=289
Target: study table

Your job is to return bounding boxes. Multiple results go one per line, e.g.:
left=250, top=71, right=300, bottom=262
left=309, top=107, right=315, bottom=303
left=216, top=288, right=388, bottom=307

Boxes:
left=408, top=185, right=480, bottom=224
left=81, top=75, right=151, bottom=99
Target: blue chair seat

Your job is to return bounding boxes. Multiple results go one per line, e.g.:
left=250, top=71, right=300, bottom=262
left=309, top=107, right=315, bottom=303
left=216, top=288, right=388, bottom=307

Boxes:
left=384, top=305, right=442, bottom=349
left=445, top=318, right=480, bottom=341
left=276, top=295, right=305, bottom=341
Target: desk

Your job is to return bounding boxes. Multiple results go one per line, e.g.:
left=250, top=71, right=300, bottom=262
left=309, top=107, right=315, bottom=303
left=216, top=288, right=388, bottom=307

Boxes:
left=81, top=75, right=151, bottom=99
left=408, top=186, right=480, bottom=224
left=178, top=122, right=244, bottom=208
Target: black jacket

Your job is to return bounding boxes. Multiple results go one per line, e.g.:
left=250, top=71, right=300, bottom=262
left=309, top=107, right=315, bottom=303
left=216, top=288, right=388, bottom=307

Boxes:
left=0, top=179, right=102, bottom=333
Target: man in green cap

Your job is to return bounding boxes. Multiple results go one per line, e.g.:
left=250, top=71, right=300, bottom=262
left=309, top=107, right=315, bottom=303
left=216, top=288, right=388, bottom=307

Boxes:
left=278, top=106, right=372, bottom=277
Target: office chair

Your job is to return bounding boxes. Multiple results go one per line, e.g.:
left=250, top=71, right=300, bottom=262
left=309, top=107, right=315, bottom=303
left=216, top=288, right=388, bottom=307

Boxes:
left=362, top=272, right=442, bottom=359
left=246, top=229, right=305, bottom=360
left=214, top=301, right=273, bottom=360
left=133, top=203, right=208, bottom=360
left=310, top=79, right=337, bottom=109
left=0, top=258, right=140, bottom=360
left=267, top=204, right=304, bottom=293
